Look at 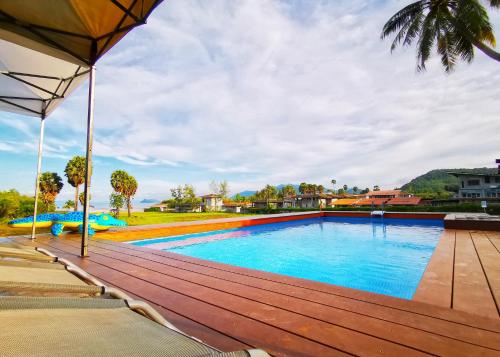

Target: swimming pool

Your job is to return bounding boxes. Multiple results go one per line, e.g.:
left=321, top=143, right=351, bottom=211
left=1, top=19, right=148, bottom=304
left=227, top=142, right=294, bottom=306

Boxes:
left=130, top=217, right=443, bottom=299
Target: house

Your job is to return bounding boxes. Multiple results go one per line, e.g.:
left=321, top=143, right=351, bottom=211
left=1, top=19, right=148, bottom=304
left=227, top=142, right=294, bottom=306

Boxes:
left=252, top=199, right=295, bottom=209
left=175, top=203, right=202, bottom=213
left=145, top=203, right=169, bottom=212
left=222, top=201, right=252, bottom=213
left=201, top=194, right=223, bottom=212
left=450, top=172, right=500, bottom=199
left=366, top=190, right=410, bottom=199
left=295, top=194, right=334, bottom=209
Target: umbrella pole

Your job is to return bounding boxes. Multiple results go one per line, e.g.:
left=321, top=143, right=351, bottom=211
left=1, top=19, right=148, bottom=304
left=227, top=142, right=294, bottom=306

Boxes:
left=81, top=65, right=96, bottom=257
left=31, top=115, right=45, bottom=240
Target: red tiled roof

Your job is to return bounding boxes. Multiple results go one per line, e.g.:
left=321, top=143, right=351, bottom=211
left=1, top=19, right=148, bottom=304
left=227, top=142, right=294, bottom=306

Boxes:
left=367, top=190, right=408, bottom=197
left=387, top=197, right=422, bottom=206
left=356, top=198, right=389, bottom=206
left=333, top=199, right=360, bottom=206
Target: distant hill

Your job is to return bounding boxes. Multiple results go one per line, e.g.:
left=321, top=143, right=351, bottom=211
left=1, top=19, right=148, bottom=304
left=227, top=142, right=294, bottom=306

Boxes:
left=233, top=184, right=300, bottom=198
left=233, top=190, right=257, bottom=198
left=401, top=168, right=498, bottom=199
left=140, top=199, right=159, bottom=204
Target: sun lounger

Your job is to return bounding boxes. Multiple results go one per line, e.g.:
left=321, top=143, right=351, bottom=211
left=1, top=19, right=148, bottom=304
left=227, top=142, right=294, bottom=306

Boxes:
left=0, top=242, right=270, bottom=357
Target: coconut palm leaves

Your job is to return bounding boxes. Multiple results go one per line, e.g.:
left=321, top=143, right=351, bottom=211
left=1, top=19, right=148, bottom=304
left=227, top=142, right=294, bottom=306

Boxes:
left=111, top=170, right=138, bottom=217
left=39, top=172, right=63, bottom=206
left=64, top=156, right=87, bottom=211
left=381, top=0, right=500, bottom=72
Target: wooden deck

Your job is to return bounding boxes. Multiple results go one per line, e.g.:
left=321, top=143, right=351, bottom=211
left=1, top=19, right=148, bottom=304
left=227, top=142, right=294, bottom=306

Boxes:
left=414, top=230, right=500, bottom=318
left=11, top=232, right=500, bottom=357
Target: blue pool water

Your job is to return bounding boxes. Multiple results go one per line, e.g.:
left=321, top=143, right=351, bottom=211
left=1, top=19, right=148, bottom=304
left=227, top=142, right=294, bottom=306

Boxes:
left=130, top=217, right=443, bottom=299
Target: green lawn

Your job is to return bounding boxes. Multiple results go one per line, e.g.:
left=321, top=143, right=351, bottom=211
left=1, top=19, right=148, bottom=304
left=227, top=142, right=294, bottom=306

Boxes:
left=0, top=211, right=252, bottom=237
left=119, top=211, right=252, bottom=226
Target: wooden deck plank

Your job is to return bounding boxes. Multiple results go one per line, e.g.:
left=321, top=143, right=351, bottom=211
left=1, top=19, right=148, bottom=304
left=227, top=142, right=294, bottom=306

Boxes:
left=83, top=237, right=500, bottom=350
left=471, top=233, right=500, bottom=317
left=11, top=233, right=500, bottom=356
left=96, top=237, right=500, bottom=332
left=26, top=240, right=253, bottom=352
left=33, top=240, right=346, bottom=357
left=47, top=237, right=500, bottom=355
left=489, top=237, right=500, bottom=253
left=31, top=238, right=431, bottom=357
left=413, top=230, right=455, bottom=308
left=453, top=231, right=497, bottom=317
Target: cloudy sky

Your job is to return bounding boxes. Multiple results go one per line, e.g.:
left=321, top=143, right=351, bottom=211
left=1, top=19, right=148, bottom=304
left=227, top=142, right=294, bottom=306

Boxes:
left=0, top=0, right=499, bottom=202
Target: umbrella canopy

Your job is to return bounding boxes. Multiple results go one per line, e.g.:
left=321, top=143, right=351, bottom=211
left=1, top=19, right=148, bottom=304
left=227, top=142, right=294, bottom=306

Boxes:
left=0, top=31, right=89, bottom=118
left=0, top=0, right=163, bottom=66
left=0, top=0, right=164, bottom=256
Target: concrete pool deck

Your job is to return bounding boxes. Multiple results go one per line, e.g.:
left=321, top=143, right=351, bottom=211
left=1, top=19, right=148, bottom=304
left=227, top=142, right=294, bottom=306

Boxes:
left=7, top=211, right=500, bottom=355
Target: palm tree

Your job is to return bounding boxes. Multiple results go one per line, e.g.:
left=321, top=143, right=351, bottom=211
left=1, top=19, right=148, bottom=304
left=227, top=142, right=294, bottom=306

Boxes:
left=331, top=179, right=336, bottom=194
left=39, top=172, right=63, bottom=207
left=78, top=192, right=91, bottom=207
left=64, top=156, right=87, bottom=211
left=111, top=170, right=138, bottom=217
left=381, top=0, right=499, bottom=72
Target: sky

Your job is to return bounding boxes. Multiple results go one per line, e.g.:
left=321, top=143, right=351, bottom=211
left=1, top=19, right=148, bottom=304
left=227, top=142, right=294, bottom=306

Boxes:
left=0, top=0, right=499, bottom=203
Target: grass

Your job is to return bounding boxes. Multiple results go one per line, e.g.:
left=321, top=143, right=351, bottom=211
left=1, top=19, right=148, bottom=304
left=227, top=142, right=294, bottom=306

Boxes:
left=119, top=211, right=252, bottom=226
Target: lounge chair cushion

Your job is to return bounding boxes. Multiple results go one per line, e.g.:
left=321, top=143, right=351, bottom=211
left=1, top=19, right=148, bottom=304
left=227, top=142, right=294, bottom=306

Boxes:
left=0, top=297, right=249, bottom=357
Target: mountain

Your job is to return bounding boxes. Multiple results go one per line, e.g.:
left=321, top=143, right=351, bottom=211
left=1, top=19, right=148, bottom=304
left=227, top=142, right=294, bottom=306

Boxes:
left=401, top=168, right=498, bottom=199
left=233, top=190, right=257, bottom=198
left=233, top=184, right=300, bottom=198
left=140, top=199, right=159, bottom=204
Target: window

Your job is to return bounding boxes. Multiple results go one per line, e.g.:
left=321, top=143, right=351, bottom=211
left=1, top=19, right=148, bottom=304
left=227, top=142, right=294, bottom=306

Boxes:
left=485, top=176, right=490, bottom=183
left=495, top=177, right=500, bottom=183
left=467, top=179, right=480, bottom=186
left=461, top=181, right=464, bottom=188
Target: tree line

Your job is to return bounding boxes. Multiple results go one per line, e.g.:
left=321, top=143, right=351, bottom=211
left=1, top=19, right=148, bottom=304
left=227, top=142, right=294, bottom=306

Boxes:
left=4, top=155, right=138, bottom=218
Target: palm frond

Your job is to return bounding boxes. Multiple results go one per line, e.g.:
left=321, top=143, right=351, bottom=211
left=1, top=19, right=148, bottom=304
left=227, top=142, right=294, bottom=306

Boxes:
left=416, top=9, right=438, bottom=71
left=381, top=1, right=425, bottom=40
left=490, top=0, right=500, bottom=8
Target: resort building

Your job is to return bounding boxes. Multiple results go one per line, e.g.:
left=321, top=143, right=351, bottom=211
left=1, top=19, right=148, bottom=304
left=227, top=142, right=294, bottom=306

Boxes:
left=146, top=203, right=169, bottom=212
left=252, top=199, right=295, bottom=209
left=366, top=190, right=410, bottom=199
left=450, top=172, right=500, bottom=199
left=295, top=194, right=335, bottom=208
left=201, top=194, right=223, bottom=212
left=222, top=201, right=252, bottom=213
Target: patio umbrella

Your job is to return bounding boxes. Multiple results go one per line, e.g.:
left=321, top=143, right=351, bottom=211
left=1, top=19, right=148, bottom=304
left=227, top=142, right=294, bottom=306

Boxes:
left=0, top=0, right=163, bottom=256
left=0, top=31, right=90, bottom=240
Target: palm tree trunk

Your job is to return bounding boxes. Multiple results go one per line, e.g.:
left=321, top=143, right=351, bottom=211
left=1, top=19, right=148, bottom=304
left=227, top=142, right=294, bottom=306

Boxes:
left=74, top=186, right=79, bottom=211
left=127, top=197, right=131, bottom=217
left=471, top=39, right=500, bottom=61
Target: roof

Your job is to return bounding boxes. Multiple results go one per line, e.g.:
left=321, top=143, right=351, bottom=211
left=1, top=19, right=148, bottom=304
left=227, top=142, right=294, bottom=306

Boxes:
left=0, top=1, right=163, bottom=66
left=367, top=190, right=403, bottom=197
left=295, top=194, right=333, bottom=199
left=333, top=199, right=360, bottom=206
left=386, top=197, right=422, bottom=206
left=356, top=198, right=389, bottom=206
left=201, top=194, right=222, bottom=198
left=223, top=201, right=251, bottom=207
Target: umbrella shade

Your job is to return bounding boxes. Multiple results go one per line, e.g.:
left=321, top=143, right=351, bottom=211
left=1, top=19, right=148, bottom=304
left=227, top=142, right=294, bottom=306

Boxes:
left=0, top=31, right=89, bottom=118
left=0, top=0, right=163, bottom=66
